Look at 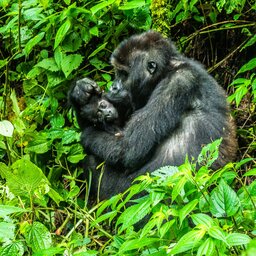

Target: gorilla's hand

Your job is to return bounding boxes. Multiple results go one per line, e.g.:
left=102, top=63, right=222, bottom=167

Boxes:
left=69, top=78, right=101, bottom=108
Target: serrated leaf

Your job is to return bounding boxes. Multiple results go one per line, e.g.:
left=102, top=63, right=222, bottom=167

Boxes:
left=0, top=222, right=16, bottom=243
left=119, top=0, right=145, bottom=10
left=238, top=58, right=256, bottom=74
left=0, top=241, right=24, bottom=256
left=118, top=238, right=159, bottom=254
left=170, top=230, right=205, bottom=254
left=116, top=199, right=151, bottom=232
left=226, top=233, right=251, bottom=246
left=90, top=0, right=116, bottom=15
left=35, top=58, right=59, bottom=72
left=179, top=199, right=198, bottom=225
left=25, top=222, right=52, bottom=252
left=54, top=19, right=71, bottom=49
left=191, top=213, right=214, bottom=229
left=172, top=176, right=187, bottom=200
left=208, top=226, right=227, bottom=243
left=24, top=32, right=45, bottom=57
left=61, top=54, right=83, bottom=78
left=197, top=238, right=215, bottom=256
left=0, top=205, right=28, bottom=218
left=0, top=159, right=48, bottom=197
left=210, top=179, right=240, bottom=217
left=0, top=120, right=14, bottom=137
left=50, top=114, right=65, bottom=129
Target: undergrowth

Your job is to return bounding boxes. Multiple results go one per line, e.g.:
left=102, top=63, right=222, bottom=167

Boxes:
left=0, top=0, right=255, bottom=255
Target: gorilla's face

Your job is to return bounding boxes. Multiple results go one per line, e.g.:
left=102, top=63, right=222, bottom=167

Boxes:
left=110, top=31, right=177, bottom=109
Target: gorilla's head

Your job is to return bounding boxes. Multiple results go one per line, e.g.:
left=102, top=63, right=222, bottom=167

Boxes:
left=110, top=31, right=179, bottom=109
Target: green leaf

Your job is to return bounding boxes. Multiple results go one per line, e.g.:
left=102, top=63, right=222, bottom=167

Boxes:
left=0, top=120, right=14, bottom=137
left=0, top=222, right=16, bottom=242
left=90, top=0, right=116, bottom=15
left=191, top=213, right=214, bottom=229
left=179, top=199, right=198, bottom=225
left=0, top=205, right=27, bottom=218
left=50, top=114, right=65, bottom=129
left=243, top=168, right=256, bottom=176
left=226, top=233, right=251, bottom=246
left=0, top=58, right=8, bottom=69
left=35, top=58, right=59, bottom=72
left=208, top=226, right=227, bottom=243
left=197, top=238, right=215, bottom=256
left=54, top=19, right=71, bottom=49
left=0, top=241, right=24, bottom=256
left=235, top=84, right=248, bottom=107
left=24, top=222, right=52, bottom=252
left=24, top=32, right=45, bottom=57
left=88, top=42, right=108, bottom=59
left=172, top=176, right=187, bottom=200
left=119, top=0, right=145, bottom=10
left=61, top=54, right=83, bottom=78
left=118, top=238, right=159, bottom=254
left=116, top=199, right=151, bottom=232
left=89, top=26, right=99, bottom=36
left=0, top=159, right=48, bottom=197
left=170, top=230, right=205, bottom=254
left=238, top=58, right=256, bottom=74
left=32, top=247, right=65, bottom=256
left=210, top=179, right=240, bottom=217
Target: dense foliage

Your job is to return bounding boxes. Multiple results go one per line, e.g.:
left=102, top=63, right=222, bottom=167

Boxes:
left=0, top=0, right=255, bottom=255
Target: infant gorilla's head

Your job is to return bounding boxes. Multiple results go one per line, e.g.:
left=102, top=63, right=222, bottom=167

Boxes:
left=81, top=96, right=118, bottom=126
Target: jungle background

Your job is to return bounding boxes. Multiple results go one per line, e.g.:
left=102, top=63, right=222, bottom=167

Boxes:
left=0, top=0, right=255, bottom=255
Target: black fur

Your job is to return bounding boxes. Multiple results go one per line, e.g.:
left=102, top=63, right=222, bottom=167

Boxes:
left=69, top=31, right=237, bottom=200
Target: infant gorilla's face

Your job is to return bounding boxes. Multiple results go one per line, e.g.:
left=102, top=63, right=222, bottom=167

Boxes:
left=97, top=99, right=119, bottom=123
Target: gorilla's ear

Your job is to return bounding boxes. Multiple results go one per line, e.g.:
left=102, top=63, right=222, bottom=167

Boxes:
left=147, top=61, right=157, bottom=74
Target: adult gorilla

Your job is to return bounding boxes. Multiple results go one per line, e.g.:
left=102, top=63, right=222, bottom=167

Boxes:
left=69, top=31, right=237, bottom=200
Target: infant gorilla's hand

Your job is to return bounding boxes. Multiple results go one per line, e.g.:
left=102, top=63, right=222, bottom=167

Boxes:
left=70, top=78, right=101, bottom=107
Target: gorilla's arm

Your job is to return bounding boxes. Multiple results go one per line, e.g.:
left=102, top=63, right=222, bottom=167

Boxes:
left=81, top=68, right=197, bottom=171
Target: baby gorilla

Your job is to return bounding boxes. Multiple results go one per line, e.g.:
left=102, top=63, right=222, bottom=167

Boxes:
left=71, top=78, right=133, bottom=136
left=82, top=96, right=122, bottom=136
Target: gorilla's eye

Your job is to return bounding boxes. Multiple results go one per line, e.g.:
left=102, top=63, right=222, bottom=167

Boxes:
left=147, top=61, right=157, bottom=74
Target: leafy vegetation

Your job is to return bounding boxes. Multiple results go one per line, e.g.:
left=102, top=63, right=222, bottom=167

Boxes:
left=0, top=0, right=255, bottom=255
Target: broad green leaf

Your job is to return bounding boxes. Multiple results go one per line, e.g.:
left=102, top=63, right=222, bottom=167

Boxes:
left=0, top=205, right=27, bottom=218
left=179, top=199, right=198, bottom=225
left=118, top=238, right=159, bottom=254
left=35, top=58, right=59, bottom=72
left=116, top=200, right=151, bottom=232
left=54, top=19, right=71, bottom=49
left=61, top=54, right=83, bottom=78
left=88, top=42, right=108, bottom=59
left=62, top=129, right=80, bottom=144
left=170, top=230, right=205, bottom=254
left=119, top=0, right=145, bottom=10
left=226, top=233, right=251, bottom=246
left=243, top=168, right=256, bottom=176
left=208, top=226, right=227, bottom=244
left=24, top=222, right=52, bottom=252
left=89, top=26, right=99, bottom=36
left=0, top=222, right=16, bottom=242
left=50, top=114, right=65, bottom=129
left=24, top=32, right=45, bottom=57
left=235, top=84, right=248, bottom=107
left=10, top=89, right=20, bottom=116
left=191, top=213, right=214, bottom=229
left=197, top=238, right=215, bottom=256
left=159, top=219, right=175, bottom=238
left=0, top=120, right=14, bottom=137
left=0, top=58, right=8, bottom=69
left=210, top=179, right=240, bottom=217
left=90, top=0, right=116, bottom=15
left=0, top=159, right=48, bottom=197
left=32, top=247, right=65, bottom=256
left=25, top=135, right=52, bottom=154
left=172, top=176, right=187, bottom=200
left=0, top=241, right=24, bottom=256
left=241, top=34, right=256, bottom=50
left=238, top=58, right=256, bottom=74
